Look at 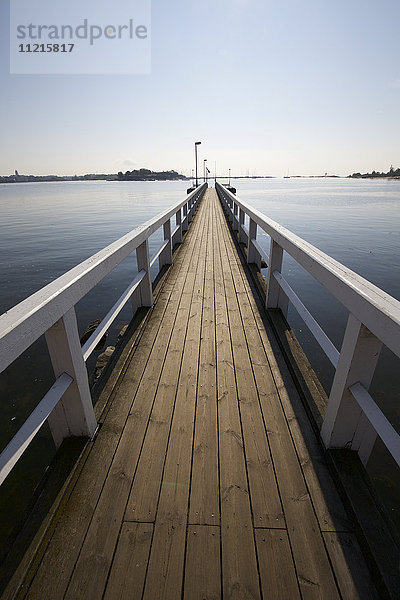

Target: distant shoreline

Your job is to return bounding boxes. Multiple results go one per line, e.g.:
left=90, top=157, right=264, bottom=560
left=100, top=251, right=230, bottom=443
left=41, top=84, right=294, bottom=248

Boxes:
left=0, top=177, right=188, bottom=184
left=0, top=171, right=188, bottom=184
left=1, top=174, right=399, bottom=184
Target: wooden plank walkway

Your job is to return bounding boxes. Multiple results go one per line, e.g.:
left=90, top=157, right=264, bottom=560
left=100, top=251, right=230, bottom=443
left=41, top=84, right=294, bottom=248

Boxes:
left=6, top=189, right=380, bottom=599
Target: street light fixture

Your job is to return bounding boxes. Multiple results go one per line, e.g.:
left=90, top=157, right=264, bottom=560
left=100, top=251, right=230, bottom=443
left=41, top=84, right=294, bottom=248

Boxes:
left=194, top=141, right=201, bottom=187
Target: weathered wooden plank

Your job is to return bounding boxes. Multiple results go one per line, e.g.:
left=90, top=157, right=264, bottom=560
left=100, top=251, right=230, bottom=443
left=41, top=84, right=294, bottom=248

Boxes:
left=24, top=199, right=207, bottom=600
left=221, top=213, right=352, bottom=534
left=222, top=193, right=395, bottom=596
left=141, top=196, right=208, bottom=599
left=214, top=193, right=341, bottom=599
left=189, top=195, right=219, bottom=526
left=23, top=292, right=172, bottom=600
left=255, top=529, right=301, bottom=599
left=216, top=195, right=284, bottom=529
left=260, top=325, right=353, bottom=532
left=63, top=205, right=209, bottom=599
left=103, top=523, right=153, bottom=600
left=323, top=532, right=380, bottom=600
left=124, top=203, right=209, bottom=524
left=123, top=275, right=196, bottom=522
left=213, top=194, right=261, bottom=600
left=183, top=525, right=221, bottom=600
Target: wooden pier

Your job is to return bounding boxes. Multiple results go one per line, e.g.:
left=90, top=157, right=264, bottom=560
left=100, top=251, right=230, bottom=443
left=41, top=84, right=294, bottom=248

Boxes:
left=2, top=189, right=386, bottom=599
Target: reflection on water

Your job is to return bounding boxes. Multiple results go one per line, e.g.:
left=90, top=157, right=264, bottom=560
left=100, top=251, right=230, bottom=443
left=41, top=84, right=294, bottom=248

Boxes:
left=0, top=178, right=399, bottom=549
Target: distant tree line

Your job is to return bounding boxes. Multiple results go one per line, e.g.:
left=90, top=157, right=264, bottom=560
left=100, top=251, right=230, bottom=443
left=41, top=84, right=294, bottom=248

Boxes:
left=118, top=168, right=187, bottom=181
left=0, top=169, right=188, bottom=184
left=349, top=165, right=400, bottom=179
left=0, top=173, right=113, bottom=183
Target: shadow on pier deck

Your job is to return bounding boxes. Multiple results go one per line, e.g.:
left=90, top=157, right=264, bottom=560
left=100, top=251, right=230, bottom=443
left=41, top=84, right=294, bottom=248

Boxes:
left=2, top=190, right=387, bottom=599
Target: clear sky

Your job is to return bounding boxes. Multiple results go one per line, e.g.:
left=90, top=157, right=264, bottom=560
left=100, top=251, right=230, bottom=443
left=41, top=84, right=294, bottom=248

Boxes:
left=1, top=0, right=399, bottom=177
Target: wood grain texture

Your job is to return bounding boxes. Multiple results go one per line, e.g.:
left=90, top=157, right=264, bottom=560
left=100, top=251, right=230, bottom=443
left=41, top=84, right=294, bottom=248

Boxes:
left=255, top=529, right=301, bottom=599
left=189, top=191, right=219, bottom=526
left=24, top=194, right=206, bottom=600
left=216, top=199, right=284, bottom=529
left=103, top=522, right=153, bottom=600
left=184, top=525, right=221, bottom=600
left=64, top=198, right=208, bottom=600
left=213, top=197, right=261, bottom=600
left=323, top=532, right=380, bottom=600
left=141, top=197, right=209, bottom=599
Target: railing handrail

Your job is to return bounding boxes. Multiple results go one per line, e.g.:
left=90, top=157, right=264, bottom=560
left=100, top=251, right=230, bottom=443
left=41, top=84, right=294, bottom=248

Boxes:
left=0, top=183, right=207, bottom=485
left=216, top=181, right=400, bottom=468
left=0, top=183, right=207, bottom=373
left=216, top=181, right=400, bottom=360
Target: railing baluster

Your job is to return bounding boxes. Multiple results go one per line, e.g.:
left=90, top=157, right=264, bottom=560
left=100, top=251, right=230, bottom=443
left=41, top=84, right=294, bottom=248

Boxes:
left=0, top=186, right=207, bottom=483
left=239, top=208, right=246, bottom=244
left=159, top=219, right=173, bottom=269
left=45, top=307, right=97, bottom=447
left=233, top=202, right=239, bottom=232
left=247, top=218, right=261, bottom=269
left=182, top=204, right=189, bottom=232
left=175, top=208, right=183, bottom=244
left=228, top=197, right=234, bottom=223
left=214, top=181, right=400, bottom=468
left=188, top=197, right=194, bottom=223
left=321, top=314, right=382, bottom=465
left=132, top=239, right=153, bottom=314
left=265, top=239, right=289, bottom=317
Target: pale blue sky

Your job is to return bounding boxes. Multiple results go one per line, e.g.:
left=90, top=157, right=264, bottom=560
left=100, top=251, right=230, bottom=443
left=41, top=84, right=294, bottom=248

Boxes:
left=1, top=0, right=399, bottom=177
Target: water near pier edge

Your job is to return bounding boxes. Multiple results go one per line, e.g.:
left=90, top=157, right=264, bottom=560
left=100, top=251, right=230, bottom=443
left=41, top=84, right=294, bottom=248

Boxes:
left=0, top=178, right=399, bottom=553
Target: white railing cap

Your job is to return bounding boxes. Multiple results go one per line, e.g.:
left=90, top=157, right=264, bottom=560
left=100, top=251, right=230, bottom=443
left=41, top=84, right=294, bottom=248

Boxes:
left=0, top=184, right=206, bottom=372
left=217, top=182, right=400, bottom=358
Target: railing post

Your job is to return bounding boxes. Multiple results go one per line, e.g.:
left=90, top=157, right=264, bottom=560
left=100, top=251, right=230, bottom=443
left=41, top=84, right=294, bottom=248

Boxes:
left=132, top=239, right=153, bottom=313
left=228, top=198, right=234, bottom=223
left=45, top=307, right=97, bottom=448
left=159, top=219, right=173, bottom=269
left=175, top=208, right=183, bottom=244
left=247, top=218, right=261, bottom=269
left=182, top=204, right=189, bottom=232
left=247, top=218, right=261, bottom=267
left=188, top=197, right=194, bottom=223
left=321, top=314, right=382, bottom=465
left=265, top=239, right=289, bottom=317
left=239, top=208, right=246, bottom=244
left=219, top=191, right=224, bottom=210
left=233, top=203, right=239, bottom=232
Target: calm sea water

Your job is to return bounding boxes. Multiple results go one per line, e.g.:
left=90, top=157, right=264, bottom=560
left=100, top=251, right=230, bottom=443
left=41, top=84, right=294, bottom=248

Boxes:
left=0, top=178, right=399, bottom=549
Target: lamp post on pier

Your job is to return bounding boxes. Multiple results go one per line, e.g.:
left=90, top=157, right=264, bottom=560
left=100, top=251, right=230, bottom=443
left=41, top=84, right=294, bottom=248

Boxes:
left=194, top=141, right=201, bottom=187
left=204, top=159, right=207, bottom=183
left=229, top=168, right=231, bottom=185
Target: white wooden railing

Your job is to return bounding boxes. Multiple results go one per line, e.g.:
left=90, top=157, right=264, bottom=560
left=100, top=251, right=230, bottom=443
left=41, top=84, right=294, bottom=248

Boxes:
left=0, top=183, right=207, bottom=485
left=216, top=181, right=400, bottom=468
